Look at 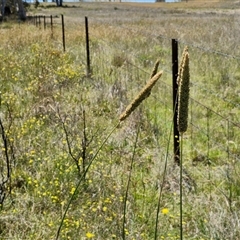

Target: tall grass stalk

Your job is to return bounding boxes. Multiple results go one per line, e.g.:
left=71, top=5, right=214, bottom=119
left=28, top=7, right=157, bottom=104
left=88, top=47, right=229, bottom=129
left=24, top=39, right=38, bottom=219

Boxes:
left=122, top=124, right=140, bottom=240
left=177, top=47, right=190, bottom=240
left=120, top=62, right=163, bottom=238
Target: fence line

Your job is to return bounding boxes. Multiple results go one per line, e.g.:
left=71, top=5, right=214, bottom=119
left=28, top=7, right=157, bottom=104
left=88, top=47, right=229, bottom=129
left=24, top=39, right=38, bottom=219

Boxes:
left=29, top=14, right=240, bottom=61
left=88, top=21, right=240, bottom=165
left=25, top=15, right=240, bottom=165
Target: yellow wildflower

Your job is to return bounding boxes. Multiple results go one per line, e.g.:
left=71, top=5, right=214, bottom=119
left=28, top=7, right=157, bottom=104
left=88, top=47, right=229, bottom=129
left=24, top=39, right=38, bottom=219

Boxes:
left=161, top=208, right=169, bottom=215
left=86, top=232, right=95, bottom=238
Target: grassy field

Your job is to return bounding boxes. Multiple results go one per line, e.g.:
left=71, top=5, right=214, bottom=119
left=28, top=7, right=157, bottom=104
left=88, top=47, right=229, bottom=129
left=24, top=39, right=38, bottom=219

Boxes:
left=0, top=1, right=240, bottom=239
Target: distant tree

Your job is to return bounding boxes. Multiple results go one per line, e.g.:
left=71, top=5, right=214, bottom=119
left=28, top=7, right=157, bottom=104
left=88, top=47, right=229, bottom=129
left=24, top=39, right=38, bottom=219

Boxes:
left=55, top=0, right=63, bottom=7
left=0, top=0, right=26, bottom=20
left=1, top=0, right=7, bottom=16
left=34, top=0, right=40, bottom=8
left=17, top=0, right=26, bottom=20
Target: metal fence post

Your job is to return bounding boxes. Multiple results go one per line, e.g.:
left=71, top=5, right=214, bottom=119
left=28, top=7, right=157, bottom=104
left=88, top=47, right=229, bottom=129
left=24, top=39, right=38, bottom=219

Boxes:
left=85, top=16, right=91, bottom=77
left=61, top=14, right=65, bottom=52
left=172, top=39, right=180, bottom=165
left=44, top=15, right=46, bottom=30
left=38, top=15, right=41, bottom=28
left=50, top=15, right=53, bottom=38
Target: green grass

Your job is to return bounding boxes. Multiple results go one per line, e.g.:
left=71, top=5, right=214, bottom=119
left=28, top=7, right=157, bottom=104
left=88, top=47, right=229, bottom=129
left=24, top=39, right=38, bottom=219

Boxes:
left=0, top=3, right=240, bottom=239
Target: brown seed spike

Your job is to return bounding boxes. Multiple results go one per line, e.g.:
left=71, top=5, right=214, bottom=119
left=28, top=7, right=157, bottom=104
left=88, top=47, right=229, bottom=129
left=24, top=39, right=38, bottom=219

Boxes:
left=119, top=71, right=163, bottom=122
left=177, top=47, right=190, bottom=133
left=150, top=59, right=160, bottom=79
left=177, top=47, right=188, bottom=86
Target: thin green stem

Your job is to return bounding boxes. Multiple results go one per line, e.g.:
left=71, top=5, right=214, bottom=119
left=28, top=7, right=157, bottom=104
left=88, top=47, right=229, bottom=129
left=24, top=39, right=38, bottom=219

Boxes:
left=154, top=138, right=171, bottom=240
left=180, top=132, right=183, bottom=240
left=154, top=96, right=177, bottom=240
left=55, top=121, right=120, bottom=240
left=122, top=124, right=140, bottom=240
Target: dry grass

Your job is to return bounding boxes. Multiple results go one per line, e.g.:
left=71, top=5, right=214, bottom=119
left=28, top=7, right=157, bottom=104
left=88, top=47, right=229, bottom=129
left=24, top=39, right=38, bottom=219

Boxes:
left=0, top=2, right=240, bottom=239
left=34, top=0, right=239, bottom=11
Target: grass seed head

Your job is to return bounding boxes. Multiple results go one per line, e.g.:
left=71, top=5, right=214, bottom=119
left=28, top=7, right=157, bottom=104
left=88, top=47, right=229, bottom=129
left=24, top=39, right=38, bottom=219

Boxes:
left=177, top=47, right=190, bottom=133
left=119, top=71, right=163, bottom=122
left=177, top=47, right=189, bottom=85
left=150, top=59, right=160, bottom=78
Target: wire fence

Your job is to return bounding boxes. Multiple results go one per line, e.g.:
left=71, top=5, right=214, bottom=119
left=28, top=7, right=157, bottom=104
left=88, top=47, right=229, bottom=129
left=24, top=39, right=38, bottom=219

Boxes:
left=27, top=14, right=240, bottom=166
left=89, top=21, right=240, bottom=166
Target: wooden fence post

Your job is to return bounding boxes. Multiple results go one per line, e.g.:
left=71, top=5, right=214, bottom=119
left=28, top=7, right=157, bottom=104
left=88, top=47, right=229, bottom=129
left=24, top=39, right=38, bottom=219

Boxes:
left=172, top=39, right=180, bottom=165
